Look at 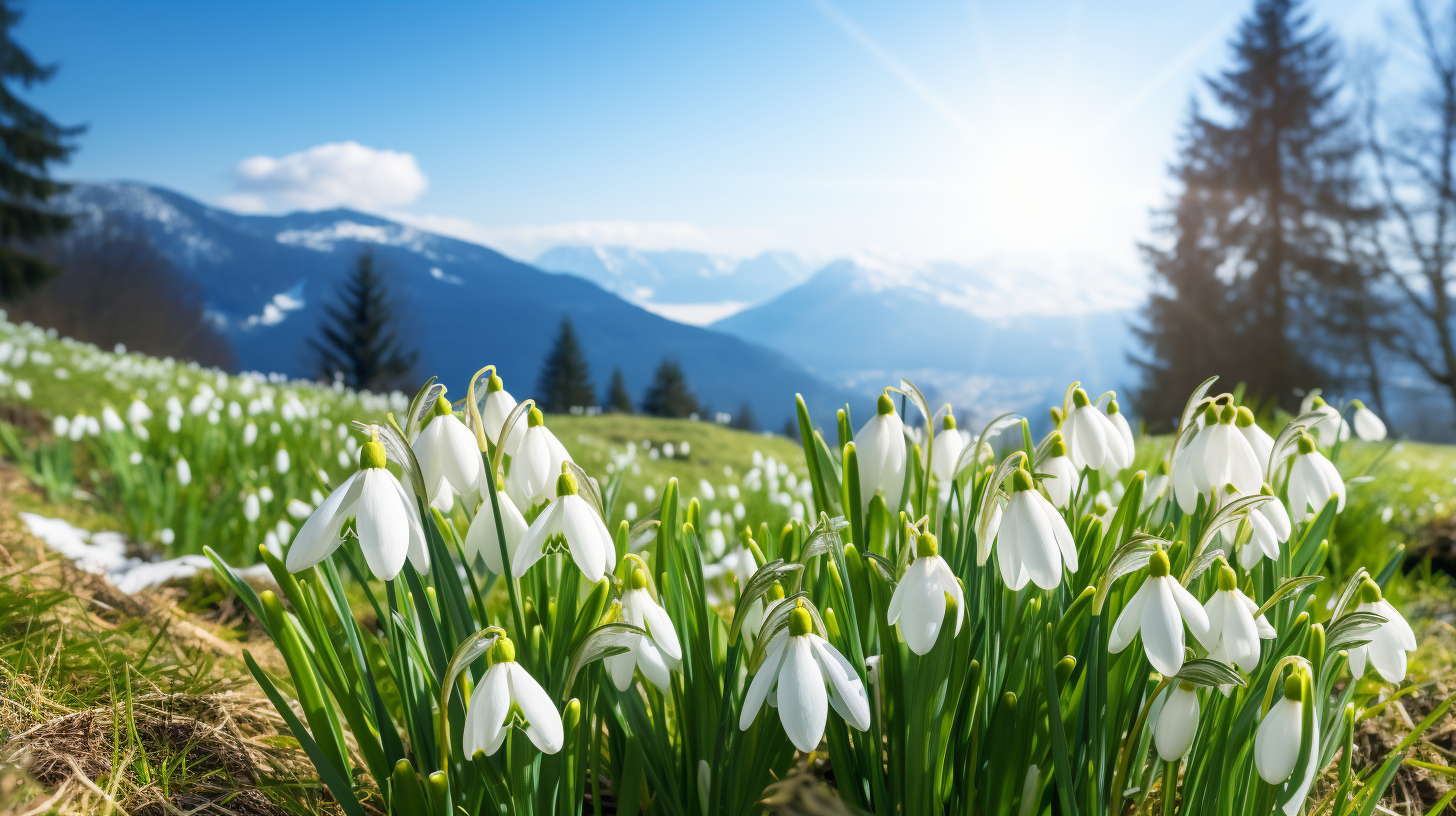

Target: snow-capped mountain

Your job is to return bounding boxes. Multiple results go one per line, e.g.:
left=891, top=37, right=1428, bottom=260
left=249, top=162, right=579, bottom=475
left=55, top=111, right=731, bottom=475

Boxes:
left=57, top=182, right=859, bottom=429
left=534, top=246, right=814, bottom=325
left=712, top=253, right=1142, bottom=428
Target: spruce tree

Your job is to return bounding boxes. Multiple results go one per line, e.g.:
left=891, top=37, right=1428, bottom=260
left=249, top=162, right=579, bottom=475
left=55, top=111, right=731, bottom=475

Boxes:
left=605, top=367, right=633, bottom=413
left=1133, top=0, right=1360, bottom=426
left=641, top=358, right=699, bottom=418
left=730, top=400, right=758, bottom=431
left=0, top=1, right=82, bottom=300
left=536, top=318, right=595, bottom=413
left=309, top=248, right=418, bottom=392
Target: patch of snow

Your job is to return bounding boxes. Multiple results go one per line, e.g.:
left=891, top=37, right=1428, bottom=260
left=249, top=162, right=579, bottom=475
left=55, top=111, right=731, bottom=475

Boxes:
left=276, top=220, right=438, bottom=256
left=242, top=281, right=307, bottom=330
left=637, top=300, right=753, bottom=326
left=430, top=267, right=464, bottom=285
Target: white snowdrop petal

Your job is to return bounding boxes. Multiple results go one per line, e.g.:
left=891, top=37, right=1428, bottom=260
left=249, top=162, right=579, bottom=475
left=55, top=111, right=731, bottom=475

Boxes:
left=356, top=470, right=410, bottom=580
left=899, top=558, right=947, bottom=655
left=635, top=637, right=673, bottom=690
left=1255, top=697, right=1302, bottom=784
left=513, top=502, right=561, bottom=577
left=641, top=596, right=682, bottom=660
left=810, top=635, right=871, bottom=732
left=1169, top=580, right=1210, bottom=642
left=286, top=472, right=363, bottom=572
left=1140, top=578, right=1186, bottom=677
left=741, top=639, right=788, bottom=730
left=465, top=664, right=511, bottom=758
left=1108, top=581, right=1151, bottom=654
left=561, top=496, right=608, bottom=582
left=1367, top=632, right=1408, bottom=683
left=1377, top=600, right=1417, bottom=650
left=509, top=664, right=563, bottom=754
left=777, top=637, right=828, bottom=753
left=1154, top=685, right=1199, bottom=761
left=606, top=648, right=637, bottom=691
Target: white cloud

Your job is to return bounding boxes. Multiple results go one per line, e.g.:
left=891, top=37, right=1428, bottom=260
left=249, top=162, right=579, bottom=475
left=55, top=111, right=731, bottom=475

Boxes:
left=226, top=141, right=428, bottom=212
left=388, top=211, right=765, bottom=260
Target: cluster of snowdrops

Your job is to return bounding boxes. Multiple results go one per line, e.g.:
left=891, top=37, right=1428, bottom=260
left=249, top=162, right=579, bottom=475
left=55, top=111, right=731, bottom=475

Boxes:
left=208, top=367, right=1431, bottom=816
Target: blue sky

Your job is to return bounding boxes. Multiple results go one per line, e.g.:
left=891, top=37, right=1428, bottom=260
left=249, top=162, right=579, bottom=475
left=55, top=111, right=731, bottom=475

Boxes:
left=19, top=0, right=1398, bottom=272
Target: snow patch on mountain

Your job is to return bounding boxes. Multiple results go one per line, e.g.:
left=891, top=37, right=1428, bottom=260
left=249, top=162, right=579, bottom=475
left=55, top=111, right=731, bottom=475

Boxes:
left=242, top=281, right=307, bottom=329
left=275, top=220, right=437, bottom=256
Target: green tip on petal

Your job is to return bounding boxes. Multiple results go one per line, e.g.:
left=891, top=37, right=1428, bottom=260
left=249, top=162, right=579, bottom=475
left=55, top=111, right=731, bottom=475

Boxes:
left=1049, top=406, right=1064, bottom=426
left=1350, top=399, right=1365, bottom=410
left=1048, top=432, right=1067, bottom=458
left=1148, top=546, right=1171, bottom=578
left=942, top=414, right=956, bottom=431
left=433, top=394, right=453, bottom=416
left=528, top=407, right=545, bottom=427
left=360, top=439, right=388, bottom=470
left=877, top=393, right=895, bottom=416
left=630, top=568, right=648, bottom=590
left=1217, top=564, right=1237, bottom=592
left=486, top=373, right=504, bottom=393
left=1296, top=433, right=1317, bottom=455
left=1236, top=406, right=1256, bottom=428
left=490, top=637, right=516, bottom=664
left=1011, top=468, right=1035, bottom=493
left=788, top=605, right=812, bottom=637
left=1071, top=388, right=1090, bottom=408
left=1107, top=399, right=1120, bottom=415
left=1218, top=404, right=1236, bottom=425
left=1283, top=671, right=1303, bottom=702
left=917, top=532, right=938, bottom=558
left=1311, top=395, right=1327, bottom=408
left=1259, top=482, right=1274, bottom=496
left=1359, top=578, right=1382, bottom=604
left=556, top=469, right=579, bottom=497
left=769, top=582, right=785, bottom=601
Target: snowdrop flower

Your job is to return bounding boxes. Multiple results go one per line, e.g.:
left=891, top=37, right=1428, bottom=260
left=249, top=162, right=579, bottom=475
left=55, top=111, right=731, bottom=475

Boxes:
left=128, top=451, right=143, bottom=465
left=1040, top=433, right=1079, bottom=509
left=1255, top=671, right=1319, bottom=807
left=1197, top=564, right=1276, bottom=680
left=52, top=415, right=68, bottom=437
left=176, top=457, right=192, bottom=487
left=1109, top=546, right=1210, bottom=676
left=13, top=381, right=29, bottom=399
left=607, top=566, right=682, bottom=691
left=1099, top=396, right=1135, bottom=475
left=479, top=373, right=525, bottom=454
left=1347, top=578, right=1416, bottom=684
left=1143, top=460, right=1170, bottom=511
left=159, top=528, right=175, bottom=546
left=740, top=582, right=786, bottom=653
left=275, top=446, right=291, bottom=475
left=165, top=395, right=183, bottom=417
left=167, top=414, right=181, bottom=433
left=1153, top=682, right=1200, bottom=761
left=1287, top=432, right=1344, bottom=523
left=505, top=408, right=573, bottom=510
left=286, top=434, right=428, bottom=581
left=412, top=394, right=483, bottom=512
left=287, top=498, right=313, bottom=519
left=1350, top=400, right=1387, bottom=442
left=512, top=464, right=615, bottom=582
left=243, top=493, right=260, bottom=523
left=854, top=393, right=907, bottom=513
left=463, top=636, right=563, bottom=757
left=1190, top=404, right=1262, bottom=502
left=927, top=414, right=965, bottom=484
left=101, top=406, right=124, bottom=433
left=887, top=533, right=964, bottom=654
left=1235, top=407, right=1275, bottom=476
left=68, top=415, right=87, bottom=441
left=1063, top=388, right=1121, bottom=473
left=259, top=486, right=274, bottom=504
left=738, top=602, right=871, bottom=752
left=243, top=422, right=258, bottom=446
left=1239, top=485, right=1291, bottom=569
left=465, top=476, right=529, bottom=574
left=994, top=468, right=1078, bottom=591
left=1307, top=396, right=1350, bottom=448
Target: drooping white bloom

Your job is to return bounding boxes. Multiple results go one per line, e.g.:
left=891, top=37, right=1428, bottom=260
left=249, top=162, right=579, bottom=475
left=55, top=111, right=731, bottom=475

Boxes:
left=607, top=566, right=682, bottom=691
left=1255, top=671, right=1319, bottom=813
left=854, top=394, right=907, bottom=513
left=1235, top=406, right=1275, bottom=477
left=1098, top=396, right=1135, bottom=475
left=1350, top=400, right=1387, bottom=442
left=505, top=408, right=573, bottom=510
left=101, top=406, right=125, bottom=433
left=994, top=468, right=1078, bottom=591
left=1153, top=682, right=1200, bottom=761
left=463, top=637, right=563, bottom=757
left=1188, top=404, right=1263, bottom=502
left=286, top=436, right=429, bottom=580
left=887, top=533, right=964, bottom=654
left=1287, top=432, right=1345, bottom=523
left=1143, top=460, right=1170, bottom=511
left=1108, top=547, right=1210, bottom=676
left=1347, top=579, right=1417, bottom=684
left=1196, top=565, right=1276, bottom=680
left=176, top=457, right=192, bottom=487
left=412, top=394, right=483, bottom=512
left=243, top=493, right=260, bottom=522
left=1308, top=396, right=1350, bottom=448
left=739, top=603, right=871, bottom=752
left=512, top=464, right=615, bottom=582
left=1239, top=485, right=1291, bottom=569
left=243, top=422, right=258, bottom=446
left=1063, top=388, right=1119, bottom=473
left=126, top=399, right=152, bottom=426
left=1040, top=432, right=1079, bottom=509
left=52, top=415, right=69, bottom=437
left=465, top=479, right=529, bottom=574
left=275, top=446, right=291, bottom=474
left=480, top=373, right=526, bottom=455
left=927, top=414, right=965, bottom=484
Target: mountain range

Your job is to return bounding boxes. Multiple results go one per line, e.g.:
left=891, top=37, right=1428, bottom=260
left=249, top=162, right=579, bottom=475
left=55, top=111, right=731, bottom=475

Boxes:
left=59, top=182, right=858, bottom=430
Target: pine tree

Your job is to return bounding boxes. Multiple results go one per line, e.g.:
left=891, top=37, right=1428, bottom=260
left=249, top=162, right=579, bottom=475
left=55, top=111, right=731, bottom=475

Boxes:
left=1133, top=0, right=1361, bottom=427
left=730, top=400, right=758, bottom=431
left=641, top=358, right=699, bottom=418
left=0, top=1, right=82, bottom=300
left=309, top=248, right=418, bottom=392
left=536, top=318, right=595, bottom=413
left=605, top=367, right=633, bottom=413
